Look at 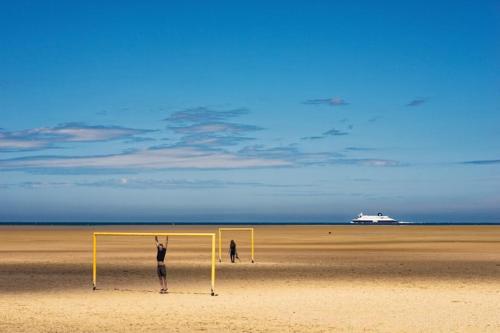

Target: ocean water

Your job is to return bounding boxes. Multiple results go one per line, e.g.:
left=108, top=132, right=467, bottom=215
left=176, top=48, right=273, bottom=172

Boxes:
left=1, top=221, right=499, bottom=226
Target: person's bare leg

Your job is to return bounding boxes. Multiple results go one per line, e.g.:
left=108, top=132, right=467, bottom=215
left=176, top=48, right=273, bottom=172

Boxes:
left=164, top=277, right=168, bottom=292
left=158, top=277, right=164, bottom=292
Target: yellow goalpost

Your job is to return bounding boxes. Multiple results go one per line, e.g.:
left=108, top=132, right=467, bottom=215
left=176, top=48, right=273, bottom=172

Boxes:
left=92, top=232, right=217, bottom=296
left=218, top=227, right=255, bottom=263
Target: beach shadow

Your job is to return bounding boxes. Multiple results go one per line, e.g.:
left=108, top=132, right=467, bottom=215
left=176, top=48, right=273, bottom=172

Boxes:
left=98, top=287, right=213, bottom=296
left=1, top=259, right=499, bottom=294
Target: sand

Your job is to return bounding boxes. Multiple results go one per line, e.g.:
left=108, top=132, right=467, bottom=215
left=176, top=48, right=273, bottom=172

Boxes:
left=0, top=225, right=499, bottom=332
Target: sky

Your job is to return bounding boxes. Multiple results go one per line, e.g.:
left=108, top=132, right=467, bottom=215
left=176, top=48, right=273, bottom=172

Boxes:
left=0, top=1, right=499, bottom=223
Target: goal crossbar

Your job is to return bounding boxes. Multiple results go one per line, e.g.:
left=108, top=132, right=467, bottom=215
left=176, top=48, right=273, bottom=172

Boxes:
left=218, top=228, right=254, bottom=263
left=92, top=232, right=216, bottom=295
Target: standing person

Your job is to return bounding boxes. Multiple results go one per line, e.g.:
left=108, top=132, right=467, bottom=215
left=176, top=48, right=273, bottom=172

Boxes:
left=229, top=240, right=239, bottom=263
left=155, top=236, right=168, bottom=293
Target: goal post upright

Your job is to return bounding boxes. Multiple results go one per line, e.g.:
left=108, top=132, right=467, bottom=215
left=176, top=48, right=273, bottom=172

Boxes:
left=251, top=228, right=254, bottom=263
left=211, top=233, right=216, bottom=295
left=217, top=227, right=255, bottom=263
left=92, top=232, right=216, bottom=296
left=92, top=233, right=97, bottom=290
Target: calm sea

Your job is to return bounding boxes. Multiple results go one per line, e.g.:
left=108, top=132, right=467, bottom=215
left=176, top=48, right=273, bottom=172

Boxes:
left=1, top=222, right=499, bottom=226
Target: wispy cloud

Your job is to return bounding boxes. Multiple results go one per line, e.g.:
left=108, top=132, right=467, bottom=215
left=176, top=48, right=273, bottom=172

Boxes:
left=238, top=144, right=302, bottom=160
left=0, top=123, right=155, bottom=152
left=76, top=178, right=299, bottom=189
left=0, top=181, right=71, bottom=189
left=303, top=97, right=349, bottom=106
left=302, top=157, right=400, bottom=167
left=368, top=116, right=382, bottom=123
left=264, top=190, right=375, bottom=198
left=461, top=159, right=500, bottom=165
left=176, top=134, right=255, bottom=147
left=0, top=106, right=403, bottom=173
left=0, top=140, right=402, bottom=173
left=406, top=98, right=427, bottom=107
left=300, top=136, right=324, bottom=141
left=0, top=146, right=291, bottom=173
left=242, top=145, right=336, bottom=166
left=237, top=144, right=399, bottom=167
left=0, top=136, right=49, bottom=151
left=168, top=122, right=262, bottom=135
left=164, top=107, right=249, bottom=123
left=1, top=178, right=307, bottom=190
left=164, top=107, right=261, bottom=148
left=344, top=147, right=376, bottom=152
left=301, top=127, right=350, bottom=141
left=323, top=128, right=349, bottom=136
left=331, top=159, right=401, bottom=167
left=122, top=136, right=157, bottom=144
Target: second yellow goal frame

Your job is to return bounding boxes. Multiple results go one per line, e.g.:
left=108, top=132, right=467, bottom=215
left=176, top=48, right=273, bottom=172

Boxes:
left=218, top=227, right=255, bottom=263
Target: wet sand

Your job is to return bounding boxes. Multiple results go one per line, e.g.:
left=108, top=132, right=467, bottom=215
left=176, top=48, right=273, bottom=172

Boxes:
left=1, top=225, right=499, bottom=332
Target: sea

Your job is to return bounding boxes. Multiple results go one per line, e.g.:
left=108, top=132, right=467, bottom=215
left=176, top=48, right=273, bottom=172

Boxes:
left=1, top=222, right=499, bottom=226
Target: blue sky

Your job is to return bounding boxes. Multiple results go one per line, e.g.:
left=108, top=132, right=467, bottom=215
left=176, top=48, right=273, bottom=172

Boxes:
left=0, top=1, right=499, bottom=222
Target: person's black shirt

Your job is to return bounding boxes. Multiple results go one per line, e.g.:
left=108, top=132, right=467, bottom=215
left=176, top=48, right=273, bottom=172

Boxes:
left=157, top=246, right=167, bottom=262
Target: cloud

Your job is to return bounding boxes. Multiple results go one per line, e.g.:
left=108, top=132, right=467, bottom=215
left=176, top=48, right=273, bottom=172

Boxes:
left=76, top=178, right=299, bottom=189
left=302, top=157, right=399, bottom=167
left=323, top=128, right=349, bottom=136
left=29, top=123, right=153, bottom=142
left=406, top=98, right=427, bottom=107
left=301, top=126, right=351, bottom=141
left=1, top=178, right=306, bottom=190
left=0, top=136, right=49, bottom=151
left=344, top=147, right=376, bottom=152
left=264, top=190, right=374, bottom=198
left=461, top=159, right=500, bottom=165
left=0, top=146, right=291, bottom=173
left=168, top=122, right=263, bottom=135
left=0, top=123, right=155, bottom=152
left=164, top=107, right=262, bottom=148
left=368, top=116, right=382, bottom=123
left=238, top=144, right=378, bottom=167
left=303, top=97, right=349, bottom=106
left=238, top=144, right=339, bottom=167
left=238, top=144, right=302, bottom=160
left=176, top=134, right=255, bottom=147
left=331, top=159, right=401, bottom=167
left=122, top=136, right=157, bottom=143
left=0, top=140, right=402, bottom=173
left=164, top=107, right=249, bottom=123
left=0, top=106, right=402, bottom=173
left=0, top=181, right=71, bottom=189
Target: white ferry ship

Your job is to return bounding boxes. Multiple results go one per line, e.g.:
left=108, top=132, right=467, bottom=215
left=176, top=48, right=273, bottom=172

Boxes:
left=351, top=212, right=399, bottom=224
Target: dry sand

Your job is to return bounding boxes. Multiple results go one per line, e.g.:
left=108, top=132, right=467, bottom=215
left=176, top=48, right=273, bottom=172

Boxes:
left=0, top=225, right=499, bottom=332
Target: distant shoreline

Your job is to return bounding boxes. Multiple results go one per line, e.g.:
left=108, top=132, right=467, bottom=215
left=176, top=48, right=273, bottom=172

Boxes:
left=0, top=222, right=499, bottom=226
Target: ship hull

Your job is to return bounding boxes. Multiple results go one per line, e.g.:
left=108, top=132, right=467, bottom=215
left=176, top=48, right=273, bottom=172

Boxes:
left=351, top=220, right=400, bottom=225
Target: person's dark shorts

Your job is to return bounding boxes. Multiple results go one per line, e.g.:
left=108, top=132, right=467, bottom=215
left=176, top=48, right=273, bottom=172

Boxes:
left=157, top=264, right=166, bottom=278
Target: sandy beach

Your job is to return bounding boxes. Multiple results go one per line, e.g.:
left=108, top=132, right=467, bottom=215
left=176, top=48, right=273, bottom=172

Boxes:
left=0, top=225, right=499, bottom=332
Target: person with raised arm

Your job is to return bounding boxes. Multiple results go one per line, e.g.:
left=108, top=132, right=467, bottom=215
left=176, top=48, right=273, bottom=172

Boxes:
left=155, top=235, right=168, bottom=294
